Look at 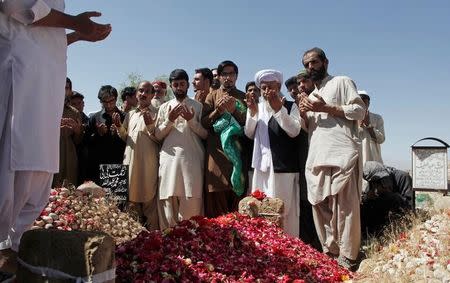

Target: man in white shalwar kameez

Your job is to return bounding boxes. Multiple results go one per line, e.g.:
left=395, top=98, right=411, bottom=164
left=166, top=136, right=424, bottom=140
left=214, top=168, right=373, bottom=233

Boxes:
left=0, top=1, right=111, bottom=274
left=299, top=48, right=366, bottom=269
left=357, top=90, right=385, bottom=193
left=155, top=69, right=208, bottom=230
left=357, top=90, right=385, bottom=165
left=245, top=69, right=301, bottom=237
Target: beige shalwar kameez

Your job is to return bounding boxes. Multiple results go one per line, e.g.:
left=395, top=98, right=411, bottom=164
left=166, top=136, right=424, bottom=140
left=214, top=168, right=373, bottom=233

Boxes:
left=303, top=75, right=365, bottom=260
left=359, top=112, right=385, bottom=165
left=359, top=111, right=385, bottom=192
left=118, top=107, right=160, bottom=230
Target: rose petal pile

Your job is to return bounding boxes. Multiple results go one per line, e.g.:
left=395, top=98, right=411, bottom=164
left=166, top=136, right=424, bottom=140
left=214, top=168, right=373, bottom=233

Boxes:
left=33, top=187, right=145, bottom=244
left=357, top=209, right=450, bottom=282
left=116, top=213, right=351, bottom=282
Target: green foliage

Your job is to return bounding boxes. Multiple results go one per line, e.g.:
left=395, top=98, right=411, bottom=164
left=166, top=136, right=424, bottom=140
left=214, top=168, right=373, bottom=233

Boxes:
left=118, top=72, right=143, bottom=105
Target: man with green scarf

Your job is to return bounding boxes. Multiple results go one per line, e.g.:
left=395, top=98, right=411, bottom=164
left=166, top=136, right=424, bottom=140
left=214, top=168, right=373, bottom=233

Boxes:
left=202, top=60, right=249, bottom=218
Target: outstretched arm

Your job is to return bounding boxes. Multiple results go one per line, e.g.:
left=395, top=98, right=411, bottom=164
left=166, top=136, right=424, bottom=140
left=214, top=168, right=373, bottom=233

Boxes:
left=33, top=10, right=111, bottom=44
left=1, top=1, right=111, bottom=44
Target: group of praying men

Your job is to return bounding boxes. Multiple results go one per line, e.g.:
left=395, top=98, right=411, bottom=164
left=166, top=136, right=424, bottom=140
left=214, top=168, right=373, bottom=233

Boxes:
left=58, top=47, right=388, bottom=270
left=0, top=1, right=391, bottom=277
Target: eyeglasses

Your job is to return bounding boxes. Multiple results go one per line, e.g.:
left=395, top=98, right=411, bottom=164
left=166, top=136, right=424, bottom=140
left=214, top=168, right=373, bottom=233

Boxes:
left=220, top=71, right=236, bottom=78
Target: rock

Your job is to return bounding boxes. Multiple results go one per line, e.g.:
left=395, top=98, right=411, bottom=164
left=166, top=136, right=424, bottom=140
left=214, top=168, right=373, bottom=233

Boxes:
left=238, top=196, right=284, bottom=226
left=17, top=229, right=115, bottom=283
left=357, top=259, right=377, bottom=273
left=77, top=181, right=106, bottom=197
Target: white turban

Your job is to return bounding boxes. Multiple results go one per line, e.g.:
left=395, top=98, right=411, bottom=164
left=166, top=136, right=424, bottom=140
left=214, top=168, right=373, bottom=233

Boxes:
left=358, top=90, right=368, bottom=95
left=254, top=69, right=283, bottom=88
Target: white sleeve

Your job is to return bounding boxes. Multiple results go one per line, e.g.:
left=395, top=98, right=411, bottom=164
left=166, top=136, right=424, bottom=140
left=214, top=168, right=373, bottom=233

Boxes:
left=1, top=0, right=51, bottom=25
left=187, top=107, right=208, bottom=140
left=272, top=104, right=301, bottom=138
left=341, top=77, right=366, bottom=121
left=155, top=104, right=174, bottom=141
left=244, top=109, right=258, bottom=139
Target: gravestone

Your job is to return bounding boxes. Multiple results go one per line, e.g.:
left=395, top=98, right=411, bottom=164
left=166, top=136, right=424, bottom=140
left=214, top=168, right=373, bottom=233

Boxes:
left=412, top=147, right=448, bottom=191
left=411, top=137, right=449, bottom=211
left=99, top=164, right=128, bottom=205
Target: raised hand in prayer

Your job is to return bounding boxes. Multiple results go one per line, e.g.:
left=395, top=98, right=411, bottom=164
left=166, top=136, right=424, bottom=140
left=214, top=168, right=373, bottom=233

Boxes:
left=301, top=93, right=326, bottom=113
left=96, top=122, right=108, bottom=136
left=245, top=91, right=258, bottom=117
left=297, top=92, right=310, bottom=120
left=73, top=12, right=112, bottom=42
left=60, top=118, right=73, bottom=135
left=112, top=112, right=122, bottom=128
left=360, top=110, right=370, bottom=127
left=223, top=96, right=236, bottom=113
left=180, top=105, right=195, bottom=121
left=143, top=110, right=156, bottom=126
left=68, top=117, right=82, bottom=135
left=267, top=89, right=284, bottom=112
left=110, top=124, right=119, bottom=135
left=60, top=118, right=81, bottom=135
left=216, top=97, right=228, bottom=114
left=168, top=104, right=182, bottom=122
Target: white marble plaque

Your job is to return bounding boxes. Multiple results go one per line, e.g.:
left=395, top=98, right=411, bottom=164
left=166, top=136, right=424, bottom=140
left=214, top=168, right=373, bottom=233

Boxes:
left=412, top=148, right=448, bottom=190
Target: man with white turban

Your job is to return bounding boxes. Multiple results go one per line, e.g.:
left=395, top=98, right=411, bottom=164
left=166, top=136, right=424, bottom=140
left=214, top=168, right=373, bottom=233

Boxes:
left=244, top=69, right=302, bottom=237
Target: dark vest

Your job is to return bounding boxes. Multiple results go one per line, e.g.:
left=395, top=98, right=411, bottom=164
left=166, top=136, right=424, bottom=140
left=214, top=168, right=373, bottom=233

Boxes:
left=268, top=101, right=300, bottom=173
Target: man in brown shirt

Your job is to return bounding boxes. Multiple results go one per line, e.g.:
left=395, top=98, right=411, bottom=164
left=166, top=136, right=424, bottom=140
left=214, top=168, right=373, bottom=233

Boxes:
left=53, top=78, right=83, bottom=187
left=201, top=60, right=249, bottom=217
left=192, top=67, right=213, bottom=104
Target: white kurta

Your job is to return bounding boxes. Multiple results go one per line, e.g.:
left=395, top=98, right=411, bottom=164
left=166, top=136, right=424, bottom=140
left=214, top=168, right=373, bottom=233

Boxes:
left=245, top=100, right=301, bottom=237
left=304, top=76, right=365, bottom=205
left=0, top=0, right=67, bottom=172
left=0, top=0, right=66, bottom=250
left=359, top=111, right=385, bottom=166
left=155, top=97, right=207, bottom=200
left=302, top=75, right=365, bottom=260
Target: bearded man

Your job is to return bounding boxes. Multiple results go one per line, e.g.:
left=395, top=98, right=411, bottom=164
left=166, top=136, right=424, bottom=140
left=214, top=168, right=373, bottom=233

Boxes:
left=245, top=69, right=301, bottom=237
left=155, top=69, right=207, bottom=229
left=299, top=47, right=365, bottom=269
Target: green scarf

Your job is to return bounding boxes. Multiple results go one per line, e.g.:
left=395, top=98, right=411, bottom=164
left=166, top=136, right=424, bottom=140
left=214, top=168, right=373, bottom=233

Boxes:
left=213, top=100, right=246, bottom=196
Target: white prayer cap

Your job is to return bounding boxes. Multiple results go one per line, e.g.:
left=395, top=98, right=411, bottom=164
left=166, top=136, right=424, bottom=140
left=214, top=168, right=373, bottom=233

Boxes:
left=254, top=69, right=283, bottom=88
left=358, top=90, right=368, bottom=95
